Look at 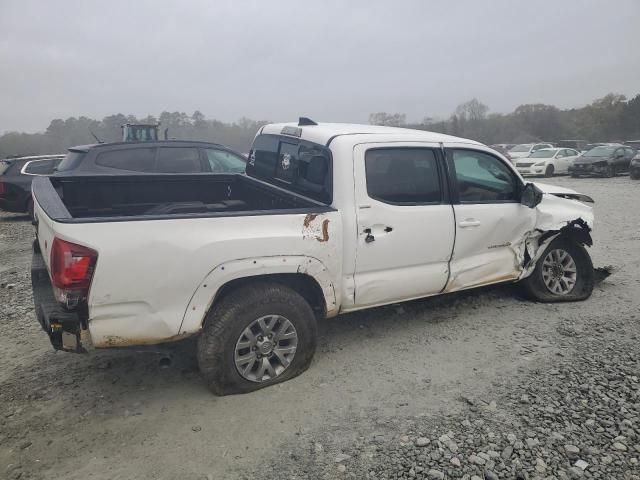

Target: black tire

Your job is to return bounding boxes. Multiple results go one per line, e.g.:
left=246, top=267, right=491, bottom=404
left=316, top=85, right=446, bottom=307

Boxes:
left=521, top=238, right=594, bottom=303
left=604, top=165, right=615, bottom=178
left=570, top=172, right=579, bottom=178
left=544, top=164, right=555, bottom=178
left=27, top=198, right=34, bottom=219
left=631, top=171, right=640, bottom=180
left=197, top=282, right=317, bottom=395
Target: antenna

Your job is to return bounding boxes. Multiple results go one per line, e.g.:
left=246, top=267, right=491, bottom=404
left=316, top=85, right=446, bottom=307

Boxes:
left=298, top=117, right=318, bottom=126
left=89, top=129, right=104, bottom=144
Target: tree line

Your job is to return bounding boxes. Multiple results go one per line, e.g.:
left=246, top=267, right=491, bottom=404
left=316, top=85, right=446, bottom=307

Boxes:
left=370, top=93, right=640, bottom=145
left=1, top=92, right=639, bottom=158
left=0, top=112, right=268, bottom=157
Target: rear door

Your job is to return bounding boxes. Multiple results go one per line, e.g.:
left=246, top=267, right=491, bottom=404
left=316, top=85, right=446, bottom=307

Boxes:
left=445, top=147, right=536, bottom=291
left=353, top=143, right=455, bottom=307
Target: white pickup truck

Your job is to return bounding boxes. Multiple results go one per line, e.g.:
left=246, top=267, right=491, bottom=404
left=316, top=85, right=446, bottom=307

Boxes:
left=31, top=120, right=596, bottom=395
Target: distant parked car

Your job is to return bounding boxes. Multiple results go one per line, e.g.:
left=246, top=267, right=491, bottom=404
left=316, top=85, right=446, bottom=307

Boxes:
left=489, top=144, right=513, bottom=158
left=0, top=154, right=65, bottom=215
left=55, top=140, right=247, bottom=176
left=515, top=148, right=580, bottom=177
left=569, top=145, right=635, bottom=177
left=630, top=151, right=640, bottom=180
left=557, top=140, right=588, bottom=152
left=508, top=143, right=554, bottom=160
left=624, top=140, right=640, bottom=150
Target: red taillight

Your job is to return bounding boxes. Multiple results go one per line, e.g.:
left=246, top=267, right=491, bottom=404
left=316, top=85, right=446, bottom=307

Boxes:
left=0, top=182, right=5, bottom=195
left=51, top=237, right=98, bottom=292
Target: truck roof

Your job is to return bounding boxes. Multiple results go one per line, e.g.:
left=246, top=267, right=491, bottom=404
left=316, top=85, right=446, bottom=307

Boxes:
left=261, top=122, right=482, bottom=147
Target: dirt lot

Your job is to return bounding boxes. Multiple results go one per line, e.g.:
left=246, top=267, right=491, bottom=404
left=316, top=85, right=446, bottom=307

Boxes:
left=0, top=176, right=638, bottom=480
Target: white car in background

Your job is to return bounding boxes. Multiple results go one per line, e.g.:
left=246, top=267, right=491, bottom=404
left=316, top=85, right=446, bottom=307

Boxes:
left=508, top=143, right=554, bottom=161
left=515, top=148, right=580, bottom=177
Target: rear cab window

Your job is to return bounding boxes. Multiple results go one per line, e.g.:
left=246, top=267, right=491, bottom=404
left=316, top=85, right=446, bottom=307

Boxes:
left=248, top=134, right=332, bottom=204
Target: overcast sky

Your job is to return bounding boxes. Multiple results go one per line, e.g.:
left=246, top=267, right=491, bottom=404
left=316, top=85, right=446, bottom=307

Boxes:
left=1, top=0, right=639, bottom=133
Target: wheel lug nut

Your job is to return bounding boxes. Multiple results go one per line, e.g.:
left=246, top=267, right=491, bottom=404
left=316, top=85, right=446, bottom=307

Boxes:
left=258, top=336, right=263, bottom=342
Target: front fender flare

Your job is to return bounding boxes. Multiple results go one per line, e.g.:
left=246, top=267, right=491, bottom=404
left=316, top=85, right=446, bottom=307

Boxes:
left=178, top=255, right=337, bottom=335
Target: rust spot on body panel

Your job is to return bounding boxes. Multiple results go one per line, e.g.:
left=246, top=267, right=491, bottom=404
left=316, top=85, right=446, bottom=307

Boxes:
left=303, top=213, right=318, bottom=228
left=302, top=214, right=330, bottom=242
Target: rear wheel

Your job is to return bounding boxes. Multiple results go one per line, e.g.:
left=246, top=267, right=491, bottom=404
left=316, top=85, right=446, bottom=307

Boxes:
left=544, top=164, right=555, bottom=178
left=197, top=282, right=317, bottom=395
left=521, top=238, right=594, bottom=302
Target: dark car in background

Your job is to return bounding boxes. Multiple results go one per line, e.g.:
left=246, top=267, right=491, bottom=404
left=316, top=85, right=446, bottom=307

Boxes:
left=0, top=155, right=65, bottom=214
left=56, top=140, right=246, bottom=176
left=569, top=145, right=635, bottom=177
left=630, top=150, right=640, bottom=180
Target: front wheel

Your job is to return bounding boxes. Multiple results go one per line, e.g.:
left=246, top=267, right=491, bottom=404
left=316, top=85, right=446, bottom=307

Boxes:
left=604, top=165, right=615, bottom=178
left=544, top=164, right=555, bottom=178
left=197, top=282, right=317, bottom=395
left=521, top=238, right=594, bottom=302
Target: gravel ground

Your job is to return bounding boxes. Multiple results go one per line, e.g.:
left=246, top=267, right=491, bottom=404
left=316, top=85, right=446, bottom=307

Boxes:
left=0, top=176, right=638, bottom=480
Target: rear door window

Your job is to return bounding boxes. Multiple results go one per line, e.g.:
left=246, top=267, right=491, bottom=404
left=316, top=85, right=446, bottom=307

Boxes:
left=365, top=148, right=442, bottom=204
left=22, top=158, right=62, bottom=175
left=156, top=147, right=202, bottom=173
left=95, top=148, right=156, bottom=172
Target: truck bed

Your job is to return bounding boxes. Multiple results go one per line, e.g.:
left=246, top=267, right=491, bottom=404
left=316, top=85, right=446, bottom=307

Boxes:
left=32, top=174, right=332, bottom=222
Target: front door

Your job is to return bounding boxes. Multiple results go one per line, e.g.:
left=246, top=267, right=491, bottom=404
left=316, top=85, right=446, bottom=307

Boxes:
left=446, top=147, right=536, bottom=291
left=353, top=144, right=455, bottom=307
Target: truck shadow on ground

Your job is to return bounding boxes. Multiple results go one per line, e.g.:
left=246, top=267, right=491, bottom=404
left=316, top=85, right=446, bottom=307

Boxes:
left=1, top=283, right=522, bottom=402
left=0, top=268, right=613, bottom=419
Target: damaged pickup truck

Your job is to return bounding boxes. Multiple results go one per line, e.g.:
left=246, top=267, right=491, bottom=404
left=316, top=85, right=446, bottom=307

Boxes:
left=30, top=120, right=596, bottom=395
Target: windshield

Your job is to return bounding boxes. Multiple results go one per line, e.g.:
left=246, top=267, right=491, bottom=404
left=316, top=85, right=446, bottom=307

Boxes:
left=584, top=146, right=615, bottom=157
left=530, top=150, right=555, bottom=158
left=509, top=144, right=532, bottom=152
left=0, top=160, right=12, bottom=175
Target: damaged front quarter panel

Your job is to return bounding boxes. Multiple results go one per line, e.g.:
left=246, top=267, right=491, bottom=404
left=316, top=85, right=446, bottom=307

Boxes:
left=518, top=189, right=594, bottom=279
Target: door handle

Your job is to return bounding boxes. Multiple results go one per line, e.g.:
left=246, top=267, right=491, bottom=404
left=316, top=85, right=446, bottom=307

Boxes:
left=363, top=228, right=375, bottom=243
left=458, top=219, right=481, bottom=228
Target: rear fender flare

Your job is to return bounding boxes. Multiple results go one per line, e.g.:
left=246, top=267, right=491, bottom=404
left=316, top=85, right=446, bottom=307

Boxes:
left=178, top=255, right=337, bottom=335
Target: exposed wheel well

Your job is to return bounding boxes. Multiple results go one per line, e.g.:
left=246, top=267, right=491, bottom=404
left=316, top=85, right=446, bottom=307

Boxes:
left=211, top=274, right=327, bottom=320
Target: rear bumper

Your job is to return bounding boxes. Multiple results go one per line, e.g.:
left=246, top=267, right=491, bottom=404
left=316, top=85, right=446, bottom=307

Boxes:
left=31, top=242, right=89, bottom=353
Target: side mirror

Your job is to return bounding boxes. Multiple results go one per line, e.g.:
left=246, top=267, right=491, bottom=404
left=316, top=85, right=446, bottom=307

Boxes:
left=521, top=183, right=543, bottom=208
